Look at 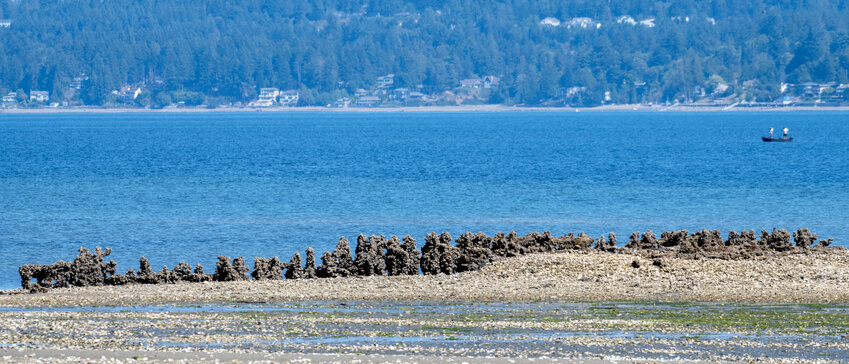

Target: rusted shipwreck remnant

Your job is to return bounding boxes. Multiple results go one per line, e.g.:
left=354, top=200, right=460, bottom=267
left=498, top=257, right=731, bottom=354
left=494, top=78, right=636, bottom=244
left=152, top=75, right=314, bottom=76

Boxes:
left=18, top=228, right=837, bottom=292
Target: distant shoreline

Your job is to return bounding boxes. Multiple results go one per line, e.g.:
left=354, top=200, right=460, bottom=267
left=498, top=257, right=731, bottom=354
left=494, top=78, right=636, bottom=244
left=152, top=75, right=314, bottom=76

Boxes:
left=3, top=104, right=849, bottom=114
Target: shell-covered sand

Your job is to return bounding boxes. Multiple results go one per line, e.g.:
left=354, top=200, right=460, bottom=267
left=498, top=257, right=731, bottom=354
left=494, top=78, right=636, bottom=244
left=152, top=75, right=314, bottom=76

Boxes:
left=4, top=249, right=848, bottom=306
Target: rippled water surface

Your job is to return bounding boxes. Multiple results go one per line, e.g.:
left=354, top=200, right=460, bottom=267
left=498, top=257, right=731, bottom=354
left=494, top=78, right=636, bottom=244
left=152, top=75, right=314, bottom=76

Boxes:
left=1, top=111, right=847, bottom=289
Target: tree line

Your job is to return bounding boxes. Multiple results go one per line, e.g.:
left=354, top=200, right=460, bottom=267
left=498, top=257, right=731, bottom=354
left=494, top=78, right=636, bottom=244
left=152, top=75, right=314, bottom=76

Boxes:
left=1, top=0, right=848, bottom=106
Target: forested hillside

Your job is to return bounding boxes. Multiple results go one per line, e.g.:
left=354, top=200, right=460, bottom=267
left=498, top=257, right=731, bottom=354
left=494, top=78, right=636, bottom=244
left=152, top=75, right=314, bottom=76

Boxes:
left=1, top=0, right=849, bottom=106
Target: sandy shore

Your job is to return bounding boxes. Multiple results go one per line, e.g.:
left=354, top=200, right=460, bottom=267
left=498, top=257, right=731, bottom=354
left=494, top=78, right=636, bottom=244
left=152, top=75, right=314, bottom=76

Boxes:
left=2, top=104, right=849, bottom=113
left=4, top=249, right=849, bottom=307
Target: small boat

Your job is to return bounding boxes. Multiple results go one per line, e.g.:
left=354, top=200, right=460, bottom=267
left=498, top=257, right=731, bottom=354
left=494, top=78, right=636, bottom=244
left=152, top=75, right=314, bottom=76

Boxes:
left=762, top=136, right=793, bottom=142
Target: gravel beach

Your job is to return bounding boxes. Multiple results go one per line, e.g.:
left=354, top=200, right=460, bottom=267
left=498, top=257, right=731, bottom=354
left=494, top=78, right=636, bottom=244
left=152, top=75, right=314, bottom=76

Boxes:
left=3, top=250, right=849, bottom=363
left=4, top=249, right=849, bottom=306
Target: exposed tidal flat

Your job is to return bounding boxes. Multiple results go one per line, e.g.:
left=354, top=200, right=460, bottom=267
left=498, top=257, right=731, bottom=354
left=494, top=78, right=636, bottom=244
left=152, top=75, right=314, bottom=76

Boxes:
left=3, top=111, right=849, bottom=362
left=2, top=250, right=849, bottom=362
left=3, top=111, right=849, bottom=290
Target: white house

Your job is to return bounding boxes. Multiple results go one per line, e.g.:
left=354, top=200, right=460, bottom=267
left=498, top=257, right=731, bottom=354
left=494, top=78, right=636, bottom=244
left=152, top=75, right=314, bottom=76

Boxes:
left=639, top=18, right=656, bottom=28
left=356, top=96, right=380, bottom=107
left=565, top=17, right=597, bottom=29
left=69, top=75, right=88, bottom=90
left=2, top=92, right=17, bottom=103
left=30, top=91, right=49, bottom=103
left=616, top=15, right=637, bottom=25
left=377, top=74, right=395, bottom=88
left=279, top=90, right=299, bottom=105
left=250, top=87, right=280, bottom=107
left=0, top=19, right=11, bottom=28
left=539, top=17, right=560, bottom=27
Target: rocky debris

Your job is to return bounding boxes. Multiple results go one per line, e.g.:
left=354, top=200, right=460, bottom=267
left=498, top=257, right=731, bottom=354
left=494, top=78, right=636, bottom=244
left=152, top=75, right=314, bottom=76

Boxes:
left=104, top=269, right=136, bottom=286
left=384, top=235, right=420, bottom=276
left=190, top=264, right=213, bottom=282
left=354, top=235, right=387, bottom=276
left=420, top=232, right=460, bottom=275
left=761, top=228, right=794, bottom=252
left=172, top=261, right=193, bottom=281
left=560, top=232, right=595, bottom=250
left=157, top=266, right=175, bottom=284
left=16, top=227, right=842, bottom=292
left=317, top=237, right=357, bottom=278
left=815, top=237, right=834, bottom=248
left=455, top=232, right=494, bottom=273
left=491, top=231, right=525, bottom=257
left=213, top=256, right=249, bottom=282
left=251, top=257, right=284, bottom=281
left=303, top=248, right=317, bottom=279
left=168, top=262, right=212, bottom=283
left=793, top=228, right=818, bottom=249
left=18, top=247, right=119, bottom=293
left=135, top=257, right=157, bottom=284
left=626, top=230, right=659, bottom=250
left=595, top=233, right=617, bottom=252
left=693, top=229, right=724, bottom=251
left=402, top=235, right=421, bottom=274
left=727, top=230, right=757, bottom=247
left=518, top=231, right=557, bottom=253
left=285, top=253, right=305, bottom=280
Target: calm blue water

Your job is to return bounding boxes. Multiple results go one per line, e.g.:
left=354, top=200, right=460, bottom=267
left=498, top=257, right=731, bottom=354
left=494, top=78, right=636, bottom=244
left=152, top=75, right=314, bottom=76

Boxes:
left=1, top=111, right=847, bottom=289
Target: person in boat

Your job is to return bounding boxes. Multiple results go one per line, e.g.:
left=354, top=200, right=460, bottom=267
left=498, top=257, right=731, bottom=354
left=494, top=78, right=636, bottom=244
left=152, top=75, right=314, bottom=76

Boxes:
left=783, top=127, right=789, bottom=139
left=769, top=127, right=774, bottom=138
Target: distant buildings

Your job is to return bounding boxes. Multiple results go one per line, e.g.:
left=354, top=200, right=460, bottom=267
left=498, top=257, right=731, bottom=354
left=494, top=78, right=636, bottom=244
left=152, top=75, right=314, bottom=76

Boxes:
left=29, top=91, right=49, bottom=103
left=0, top=19, right=10, bottom=28
left=564, top=17, right=599, bottom=29
left=279, top=90, right=299, bottom=105
left=69, top=74, right=88, bottom=90
left=2, top=92, right=17, bottom=103
left=250, top=88, right=298, bottom=107
left=539, top=17, right=560, bottom=27
left=356, top=96, right=380, bottom=107
left=616, top=16, right=637, bottom=25
left=376, top=74, right=395, bottom=89
left=116, top=86, right=143, bottom=102
left=459, top=76, right=500, bottom=89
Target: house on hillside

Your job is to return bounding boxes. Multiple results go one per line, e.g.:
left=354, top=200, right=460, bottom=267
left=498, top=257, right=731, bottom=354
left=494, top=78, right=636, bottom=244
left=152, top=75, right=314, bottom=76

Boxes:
left=356, top=96, right=380, bottom=107
left=834, top=84, right=848, bottom=99
left=250, top=88, right=280, bottom=107
left=539, top=17, right=560, bottom=27
left=392, top=88, right=409, bottom=101
left=639, top=18, right=656, bottom=27
left=69, top=75, right=88, bottom=90
left=460, top=75, right=500, bottom=89
left=2, top=92, right=17, bottom=103
left=483, top=75, right=500, bottom=88
left=377, top=74, right=394, bottom=89
left=116, top=85, right=142, bottom=102
left=616, top=16, right=637, bottom=25
left=796, top=82, right=835, bottom=97
left=279, top=90, right=299, bottom=105
left=333, top=97, right=351, bottom=108
left=354, top=88, right=369, bottom=97
left=30, top=91, right=49, bottom=103
left=460, top=78, right=483, bottom=89
left=259, top=88, right=280, bottom=99
left=565, top=17, right=599, bottom=29
left=408, top=92, right=425, bottom=101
